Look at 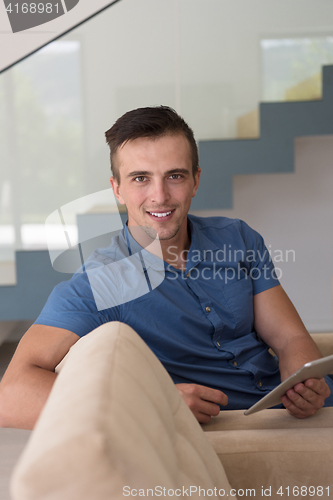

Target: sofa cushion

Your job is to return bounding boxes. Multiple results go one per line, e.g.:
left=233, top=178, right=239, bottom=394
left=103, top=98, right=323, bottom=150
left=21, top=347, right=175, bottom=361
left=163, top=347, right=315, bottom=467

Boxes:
left=11, top=322, right=232, bottom=500
left=202, top=408, right=333, bottom=494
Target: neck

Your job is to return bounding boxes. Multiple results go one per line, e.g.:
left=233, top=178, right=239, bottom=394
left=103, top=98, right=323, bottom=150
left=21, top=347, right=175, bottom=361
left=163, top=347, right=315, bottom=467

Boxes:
left=127, top=221, right=191, bottom=271
left=160, top=228, right=190, bottom=271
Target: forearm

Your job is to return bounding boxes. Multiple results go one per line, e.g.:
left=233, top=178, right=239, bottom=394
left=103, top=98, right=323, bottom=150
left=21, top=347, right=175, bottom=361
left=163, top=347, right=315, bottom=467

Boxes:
left=275, top=333, right=323, bottom=381
left=254, top=285, right=330, bottom=418
left=0, top=365, right=57, bottom=430
left=254, top=285, right=323, bottom=379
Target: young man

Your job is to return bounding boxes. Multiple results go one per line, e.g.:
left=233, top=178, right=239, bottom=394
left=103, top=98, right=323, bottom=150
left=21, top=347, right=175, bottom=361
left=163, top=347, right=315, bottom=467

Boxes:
left=0, top=106, right=331, bottom=429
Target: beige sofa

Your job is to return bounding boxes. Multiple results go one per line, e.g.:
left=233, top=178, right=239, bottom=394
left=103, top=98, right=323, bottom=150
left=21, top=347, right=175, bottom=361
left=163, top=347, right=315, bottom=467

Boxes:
left=10, top=323, right=333, bottom=500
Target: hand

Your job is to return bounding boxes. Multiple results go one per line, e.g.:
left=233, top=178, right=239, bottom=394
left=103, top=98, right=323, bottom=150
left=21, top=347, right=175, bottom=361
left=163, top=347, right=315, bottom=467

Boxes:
left=175, top=383, right=228, bottom=423
left=281, top=377, right=331, bottom=419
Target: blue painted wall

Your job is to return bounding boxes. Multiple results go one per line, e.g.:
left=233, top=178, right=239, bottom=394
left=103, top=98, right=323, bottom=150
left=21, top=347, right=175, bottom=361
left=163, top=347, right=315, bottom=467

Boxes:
left=0, top=250, right=72, bottom=321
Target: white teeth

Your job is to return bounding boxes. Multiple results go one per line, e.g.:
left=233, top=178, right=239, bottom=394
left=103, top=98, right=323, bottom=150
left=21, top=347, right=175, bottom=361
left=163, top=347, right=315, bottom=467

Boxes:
left=150, top=211, right=172, bottom=217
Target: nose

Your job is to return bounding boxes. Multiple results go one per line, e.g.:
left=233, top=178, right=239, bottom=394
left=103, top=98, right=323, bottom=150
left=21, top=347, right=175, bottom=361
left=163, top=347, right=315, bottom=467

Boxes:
left=150, top=179, right=171, bottom=205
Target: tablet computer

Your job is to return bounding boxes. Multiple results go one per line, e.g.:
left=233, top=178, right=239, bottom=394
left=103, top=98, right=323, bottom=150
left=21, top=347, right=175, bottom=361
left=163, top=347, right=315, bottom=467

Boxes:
left=244, top=354, right=333, bottom=416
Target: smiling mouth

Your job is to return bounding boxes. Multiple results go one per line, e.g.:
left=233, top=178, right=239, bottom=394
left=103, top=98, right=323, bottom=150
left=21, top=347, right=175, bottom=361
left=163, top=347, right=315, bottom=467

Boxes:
left=147, top=210, right=175, bottom=218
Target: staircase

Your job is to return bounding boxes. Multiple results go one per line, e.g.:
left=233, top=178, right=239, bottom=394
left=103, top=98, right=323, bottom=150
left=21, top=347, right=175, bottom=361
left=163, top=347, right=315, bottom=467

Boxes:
left=193, top=65, right=333, bottom=210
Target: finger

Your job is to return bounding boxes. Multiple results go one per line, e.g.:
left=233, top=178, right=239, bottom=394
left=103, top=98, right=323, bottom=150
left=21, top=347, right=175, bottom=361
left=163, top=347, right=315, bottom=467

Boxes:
left=285, top=387, right=315, bottom=411
left=291, top=383, right=326, bottom=409
left=196, top=385, right=228, bottom=406
left=304, top=378, right=331, bottom=398
left=195, top=412, right=213, bottom=424
left=184, top=395, right=221, bottom=416
left=196, top=399, right=221, bottom=417
left=281, top=394, right=314, bottom=419
left=176, top=384, right=222, bottom=414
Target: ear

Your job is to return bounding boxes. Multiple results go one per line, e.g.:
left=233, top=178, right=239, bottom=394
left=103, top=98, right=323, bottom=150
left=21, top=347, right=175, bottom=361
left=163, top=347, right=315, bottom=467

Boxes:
left=191, top=167, right=201, bottom=198
left=110, top=176, right=125, bottom=205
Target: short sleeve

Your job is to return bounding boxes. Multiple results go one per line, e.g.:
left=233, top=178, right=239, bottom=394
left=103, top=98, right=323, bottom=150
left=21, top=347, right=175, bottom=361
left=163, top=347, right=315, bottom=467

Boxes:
left=34, top=273, right=110, bottom=337
left=238, top=220, right=280, bottom=295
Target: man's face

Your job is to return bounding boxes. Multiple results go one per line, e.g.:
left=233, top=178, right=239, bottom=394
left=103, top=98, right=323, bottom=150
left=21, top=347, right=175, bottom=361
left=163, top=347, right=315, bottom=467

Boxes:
left=110, top=134, right=201, bottom=245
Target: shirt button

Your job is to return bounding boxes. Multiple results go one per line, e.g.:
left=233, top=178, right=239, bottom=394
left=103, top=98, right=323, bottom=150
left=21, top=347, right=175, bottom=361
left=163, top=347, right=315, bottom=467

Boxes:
left=232, top=360, right=238, bottom=367
left=186, top=272, right=190, bottom=278
left=258, top=381, right=263, bottom=388
left=205, top=306, right=211, bottom=313
left=216, top=341, right=221, bottom=347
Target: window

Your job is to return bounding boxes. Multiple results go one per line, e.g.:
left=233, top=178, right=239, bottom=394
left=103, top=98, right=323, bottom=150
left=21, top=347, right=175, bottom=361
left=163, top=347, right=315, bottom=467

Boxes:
left=0, top=40, right=83, bottom=281
left=261, top=36, right=333, bottom=102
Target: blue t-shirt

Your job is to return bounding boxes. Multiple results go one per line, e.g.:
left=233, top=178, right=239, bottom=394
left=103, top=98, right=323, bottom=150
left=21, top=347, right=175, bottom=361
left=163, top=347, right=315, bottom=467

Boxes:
left=35, top=215, right=282, bottom=410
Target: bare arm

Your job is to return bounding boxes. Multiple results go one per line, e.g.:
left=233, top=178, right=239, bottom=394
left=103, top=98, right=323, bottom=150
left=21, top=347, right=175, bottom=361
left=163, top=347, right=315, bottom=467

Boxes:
left=254, top=284, right=331, bottom=418
left=0, top=324, right=79, bottom=430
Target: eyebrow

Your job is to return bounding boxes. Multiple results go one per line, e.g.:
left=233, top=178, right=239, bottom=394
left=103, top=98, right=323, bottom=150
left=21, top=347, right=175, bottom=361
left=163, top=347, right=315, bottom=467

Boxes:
left=127, top=168, right=191, bottom=178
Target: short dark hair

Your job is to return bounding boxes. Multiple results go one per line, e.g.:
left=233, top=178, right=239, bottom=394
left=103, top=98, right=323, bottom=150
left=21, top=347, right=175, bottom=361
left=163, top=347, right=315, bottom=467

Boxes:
left=105, top=105, right=199, bottom=184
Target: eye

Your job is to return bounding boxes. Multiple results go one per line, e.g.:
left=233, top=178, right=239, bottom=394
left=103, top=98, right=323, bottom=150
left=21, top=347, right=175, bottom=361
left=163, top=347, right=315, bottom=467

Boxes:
left=134, top=176, right=147, bottom=182
left=169, top=174, right=182, bottom=180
